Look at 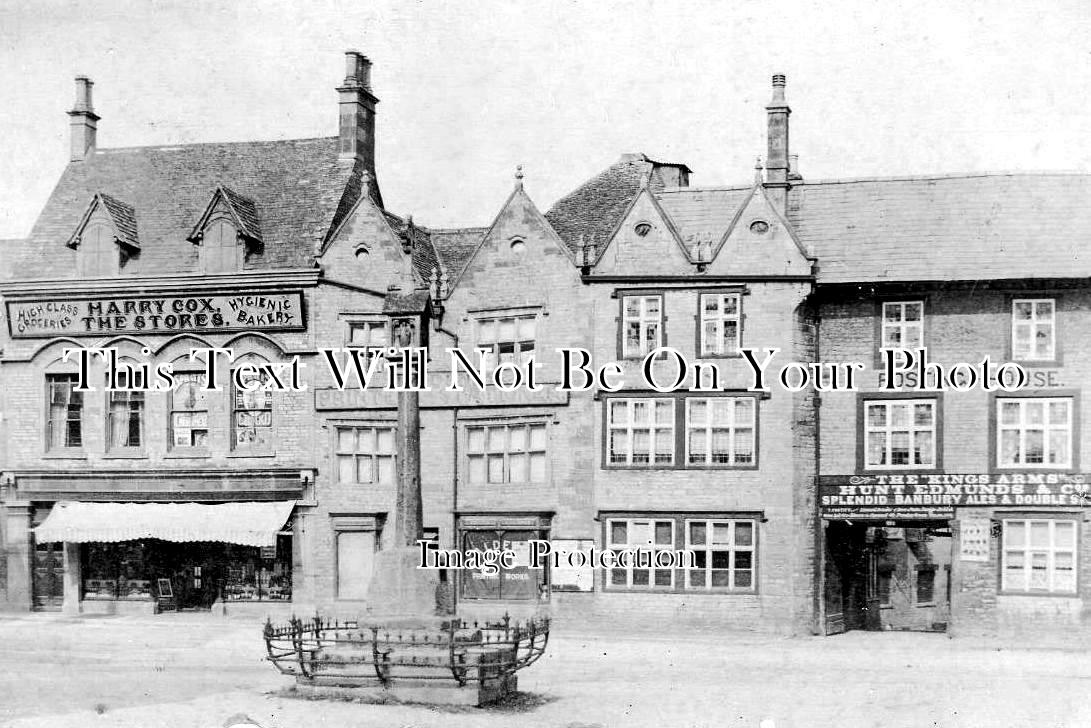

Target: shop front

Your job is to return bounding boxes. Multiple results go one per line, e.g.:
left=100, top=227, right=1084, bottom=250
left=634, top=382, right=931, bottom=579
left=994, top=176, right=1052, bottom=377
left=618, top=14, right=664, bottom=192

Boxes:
left=456, top=513, right=551, bottom=618
left=31, top=501, right=296, bottom=614
left=820, top=473, right=1091, bottom=640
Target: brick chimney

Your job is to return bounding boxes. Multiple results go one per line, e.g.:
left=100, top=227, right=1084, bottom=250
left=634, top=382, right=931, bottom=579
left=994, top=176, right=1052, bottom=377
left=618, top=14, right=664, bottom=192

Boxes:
left=67, top=76, right=99, bottom=162
left=764, top=74, right=791, bottom=209
left=337, top=51, right=378, bottom=174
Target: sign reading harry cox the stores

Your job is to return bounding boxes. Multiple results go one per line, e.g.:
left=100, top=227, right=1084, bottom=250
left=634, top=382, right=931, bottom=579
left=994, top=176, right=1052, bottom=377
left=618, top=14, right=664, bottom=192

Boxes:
left=7, top=292, right=305, bottom=337
left=820, top=473, right=1091, bottom=519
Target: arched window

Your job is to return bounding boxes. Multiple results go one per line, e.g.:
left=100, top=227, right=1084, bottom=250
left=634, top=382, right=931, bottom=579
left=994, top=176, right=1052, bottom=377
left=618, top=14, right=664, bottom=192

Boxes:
left=200, top=216, right=241, bottom=273
left=78, top=222, right=119, bottom=276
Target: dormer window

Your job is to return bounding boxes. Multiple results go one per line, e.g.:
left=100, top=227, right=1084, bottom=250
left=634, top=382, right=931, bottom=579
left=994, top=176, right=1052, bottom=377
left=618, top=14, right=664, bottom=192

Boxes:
left=67, top=193, right=139, bottom=277
left=78, top=222, right=120, bottom=276
left=188, top=186, right=263, bottom=273
left=199, top=215, right=242, bottom=273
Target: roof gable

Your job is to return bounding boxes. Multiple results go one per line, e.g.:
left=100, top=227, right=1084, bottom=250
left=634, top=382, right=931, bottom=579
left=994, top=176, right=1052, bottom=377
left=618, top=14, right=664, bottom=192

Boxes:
left=319, top=189, right=421, bottom=292
left=701, top=185, right=813, bottom=277
left=449, top=183, right=578, bottom=292
left=588, top=186, right=693, bottom=275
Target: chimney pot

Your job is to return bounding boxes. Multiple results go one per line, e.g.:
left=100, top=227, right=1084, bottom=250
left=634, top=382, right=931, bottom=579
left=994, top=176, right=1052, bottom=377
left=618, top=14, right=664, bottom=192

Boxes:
left=772, top=74, right=786, bottom=87
left=338, top=49, right=379, bottom=192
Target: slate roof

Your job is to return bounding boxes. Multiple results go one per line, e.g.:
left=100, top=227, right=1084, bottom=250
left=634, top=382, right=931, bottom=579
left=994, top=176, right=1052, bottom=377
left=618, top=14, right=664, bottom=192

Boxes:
left=218, top=186, right=263, bottom=242
left=544, top=153, right=685, bottom=257
left=0, top=239, right=21, bottom=281
left=382, top=211, right=444, bottom=286
left=15, top=137, right=367, bottom=278
left=788, top=173, right=1091, bottom=283
left=655, top=186, right=754, bottom=251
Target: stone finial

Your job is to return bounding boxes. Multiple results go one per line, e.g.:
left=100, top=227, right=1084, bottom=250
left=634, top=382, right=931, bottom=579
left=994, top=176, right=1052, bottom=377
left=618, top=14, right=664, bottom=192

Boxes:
left=515, top=164, right=524, bottom=189
left=439, top=267, right=450, bottom=297
left=428, top=267, right=440, bottom=300
left=754, top=157, right=764, bottom=184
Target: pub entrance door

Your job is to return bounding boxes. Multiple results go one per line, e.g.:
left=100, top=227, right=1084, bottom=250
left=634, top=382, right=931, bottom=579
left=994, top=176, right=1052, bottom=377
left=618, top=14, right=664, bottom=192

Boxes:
left=32, top=542, right=65, bottom=610
left=823, top=520, right=952, bottom=634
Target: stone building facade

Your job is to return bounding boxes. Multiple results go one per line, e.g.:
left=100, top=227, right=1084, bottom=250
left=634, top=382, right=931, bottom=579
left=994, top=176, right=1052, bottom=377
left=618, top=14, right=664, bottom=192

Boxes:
left=1, top=52, right=1088, bottom=642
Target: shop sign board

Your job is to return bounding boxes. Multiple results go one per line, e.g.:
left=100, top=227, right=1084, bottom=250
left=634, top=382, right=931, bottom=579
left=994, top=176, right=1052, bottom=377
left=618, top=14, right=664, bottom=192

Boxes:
left=959, top=518, right=991, bottom=562
left=820, top=473, right=1091, bottom=519
left=7, top=292, right=305, bottom=338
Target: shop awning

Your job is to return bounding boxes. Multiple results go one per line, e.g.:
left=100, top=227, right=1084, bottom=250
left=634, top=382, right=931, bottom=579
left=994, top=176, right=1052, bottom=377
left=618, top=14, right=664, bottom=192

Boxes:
left=33, top=501, right=295, bottom=547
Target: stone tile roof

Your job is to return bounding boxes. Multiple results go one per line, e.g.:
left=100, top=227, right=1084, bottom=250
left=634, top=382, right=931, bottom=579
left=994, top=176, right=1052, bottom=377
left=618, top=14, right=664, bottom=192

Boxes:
left=15, top=137, right=364, bottom=278
left=218, top=186, right=263, bottom=243
left=97, top=193, right=140, bottom=249
left=545, top=153, right=684, bottom=257
left=430, top=227, right=486, bottom=284
left=382, top=211, right=444, bottom=286
left=789, top=173, right=1091, bottom=283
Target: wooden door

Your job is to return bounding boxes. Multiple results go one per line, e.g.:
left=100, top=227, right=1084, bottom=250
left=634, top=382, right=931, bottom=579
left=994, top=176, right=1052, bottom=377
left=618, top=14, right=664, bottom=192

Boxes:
left=33, top=542, right=65, bottom=610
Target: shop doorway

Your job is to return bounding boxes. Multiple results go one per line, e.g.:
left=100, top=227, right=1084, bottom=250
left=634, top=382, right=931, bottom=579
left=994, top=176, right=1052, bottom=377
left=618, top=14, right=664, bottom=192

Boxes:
left=33, top=542, right=65, bottom=610
left=824, top=520, right=952, bottom=634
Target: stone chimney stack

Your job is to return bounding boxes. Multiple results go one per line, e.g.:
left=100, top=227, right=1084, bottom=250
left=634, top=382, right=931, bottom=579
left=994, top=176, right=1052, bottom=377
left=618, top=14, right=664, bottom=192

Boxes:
left=337, top=51, right=378, bottom=174
left=68, top=76, right=99, bottom=162
left=764, top=74, right=791, bottom=208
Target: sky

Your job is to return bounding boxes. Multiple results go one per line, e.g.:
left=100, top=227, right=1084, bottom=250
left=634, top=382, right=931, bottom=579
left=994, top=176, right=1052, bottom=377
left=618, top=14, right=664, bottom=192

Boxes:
left=1, top=0, right=1089, bottom=239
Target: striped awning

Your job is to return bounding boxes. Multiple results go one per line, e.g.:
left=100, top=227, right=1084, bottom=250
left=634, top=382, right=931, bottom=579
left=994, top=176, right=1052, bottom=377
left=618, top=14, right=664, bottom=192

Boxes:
left=33, top=501, right=295, bottom=547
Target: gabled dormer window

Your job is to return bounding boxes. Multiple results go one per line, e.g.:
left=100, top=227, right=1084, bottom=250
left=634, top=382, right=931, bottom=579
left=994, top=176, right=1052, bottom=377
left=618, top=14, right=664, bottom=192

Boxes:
left=67, top=193, right=139, bottom=277
left=199, top=214, right=242, bottom=273
left=188, top=186, right=263, bottom=274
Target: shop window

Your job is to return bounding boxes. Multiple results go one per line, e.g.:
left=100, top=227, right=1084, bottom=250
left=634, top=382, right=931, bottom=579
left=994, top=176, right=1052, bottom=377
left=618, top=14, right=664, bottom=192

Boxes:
left=620, top=294, right=663, bottom=358
left=606, top=518, right=676, bottom=589
left=1002, top=518, right=1077, bottom=595
left=170, top=372, right=209, bottom=449
left=699, top=292, right=741, bottom=356
left=459, top=528, right=546, bottom=600
left=77, top=221, right=121, bottom=277
left=232, top=367, right=272, bottom=450
left=915, top=567, right=936, bottom=604
left=684, top=519, right=756, bottom=591
left=607, top=398, right=674, bottom=467
left=880, top=301, right=924, bottom=359
left=107, top=371, right=144, bottom=451
left=336, top=530, right=376, bottom=600
left=685, top=397, right=756, bottom=467
left=222, top=535, right=293, bottom=601
left=863, top=399, right=936, bottom=470
left=336, top=425, right=396, bottom=484
left=199, top=216, right=242, bottom=273
left=1011, top=298, right=1055, bottom=361
left=475, top=312, right=537, bottom=366
left=466, top=422, right=547, bottom=484
left=997, top=397, right=1072, bottom=469
left=46, top=373, right=83, bottom=450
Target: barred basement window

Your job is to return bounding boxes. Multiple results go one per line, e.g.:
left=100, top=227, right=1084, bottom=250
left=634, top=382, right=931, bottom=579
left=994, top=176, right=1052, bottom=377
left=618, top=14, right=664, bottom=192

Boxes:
left=685, top=519, right=755, bottom=591
left=336, top=426, right=396, bottom=484
left=864, top=399, right=936, bottom=469
left=107, top=371, right=144, bottom=450
left=1012, top=298, right=1055, bottom=361
left=170, top=372, right=209, bottom=449
left=607, top=398, right=674, bottom=466
left=685, top=397, right=755, bottom=466
left=1002, top=519, right=1077, bottom=594
left=232, top=368, right=272, bottom=450
left=699, top=292, right=741, bottom=356
left=466, top=422, right=547, bottom=484
left=621, top=295, right=662, bottom=358
left=606, top=518, right=675, bottom=589
left=46, top=373, right=83, bottom=450
left=997, top=397, right=1072, bottom=469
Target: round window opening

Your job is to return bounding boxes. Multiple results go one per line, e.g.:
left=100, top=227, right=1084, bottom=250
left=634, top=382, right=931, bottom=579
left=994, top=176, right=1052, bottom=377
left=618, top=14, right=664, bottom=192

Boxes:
left=354, top=245, right=370, bottom=259
left=634, top=222, right=652, bottom=237
left=510, top=239, right=526, bottom=254
left=749, top=220, right=770, bottom=234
